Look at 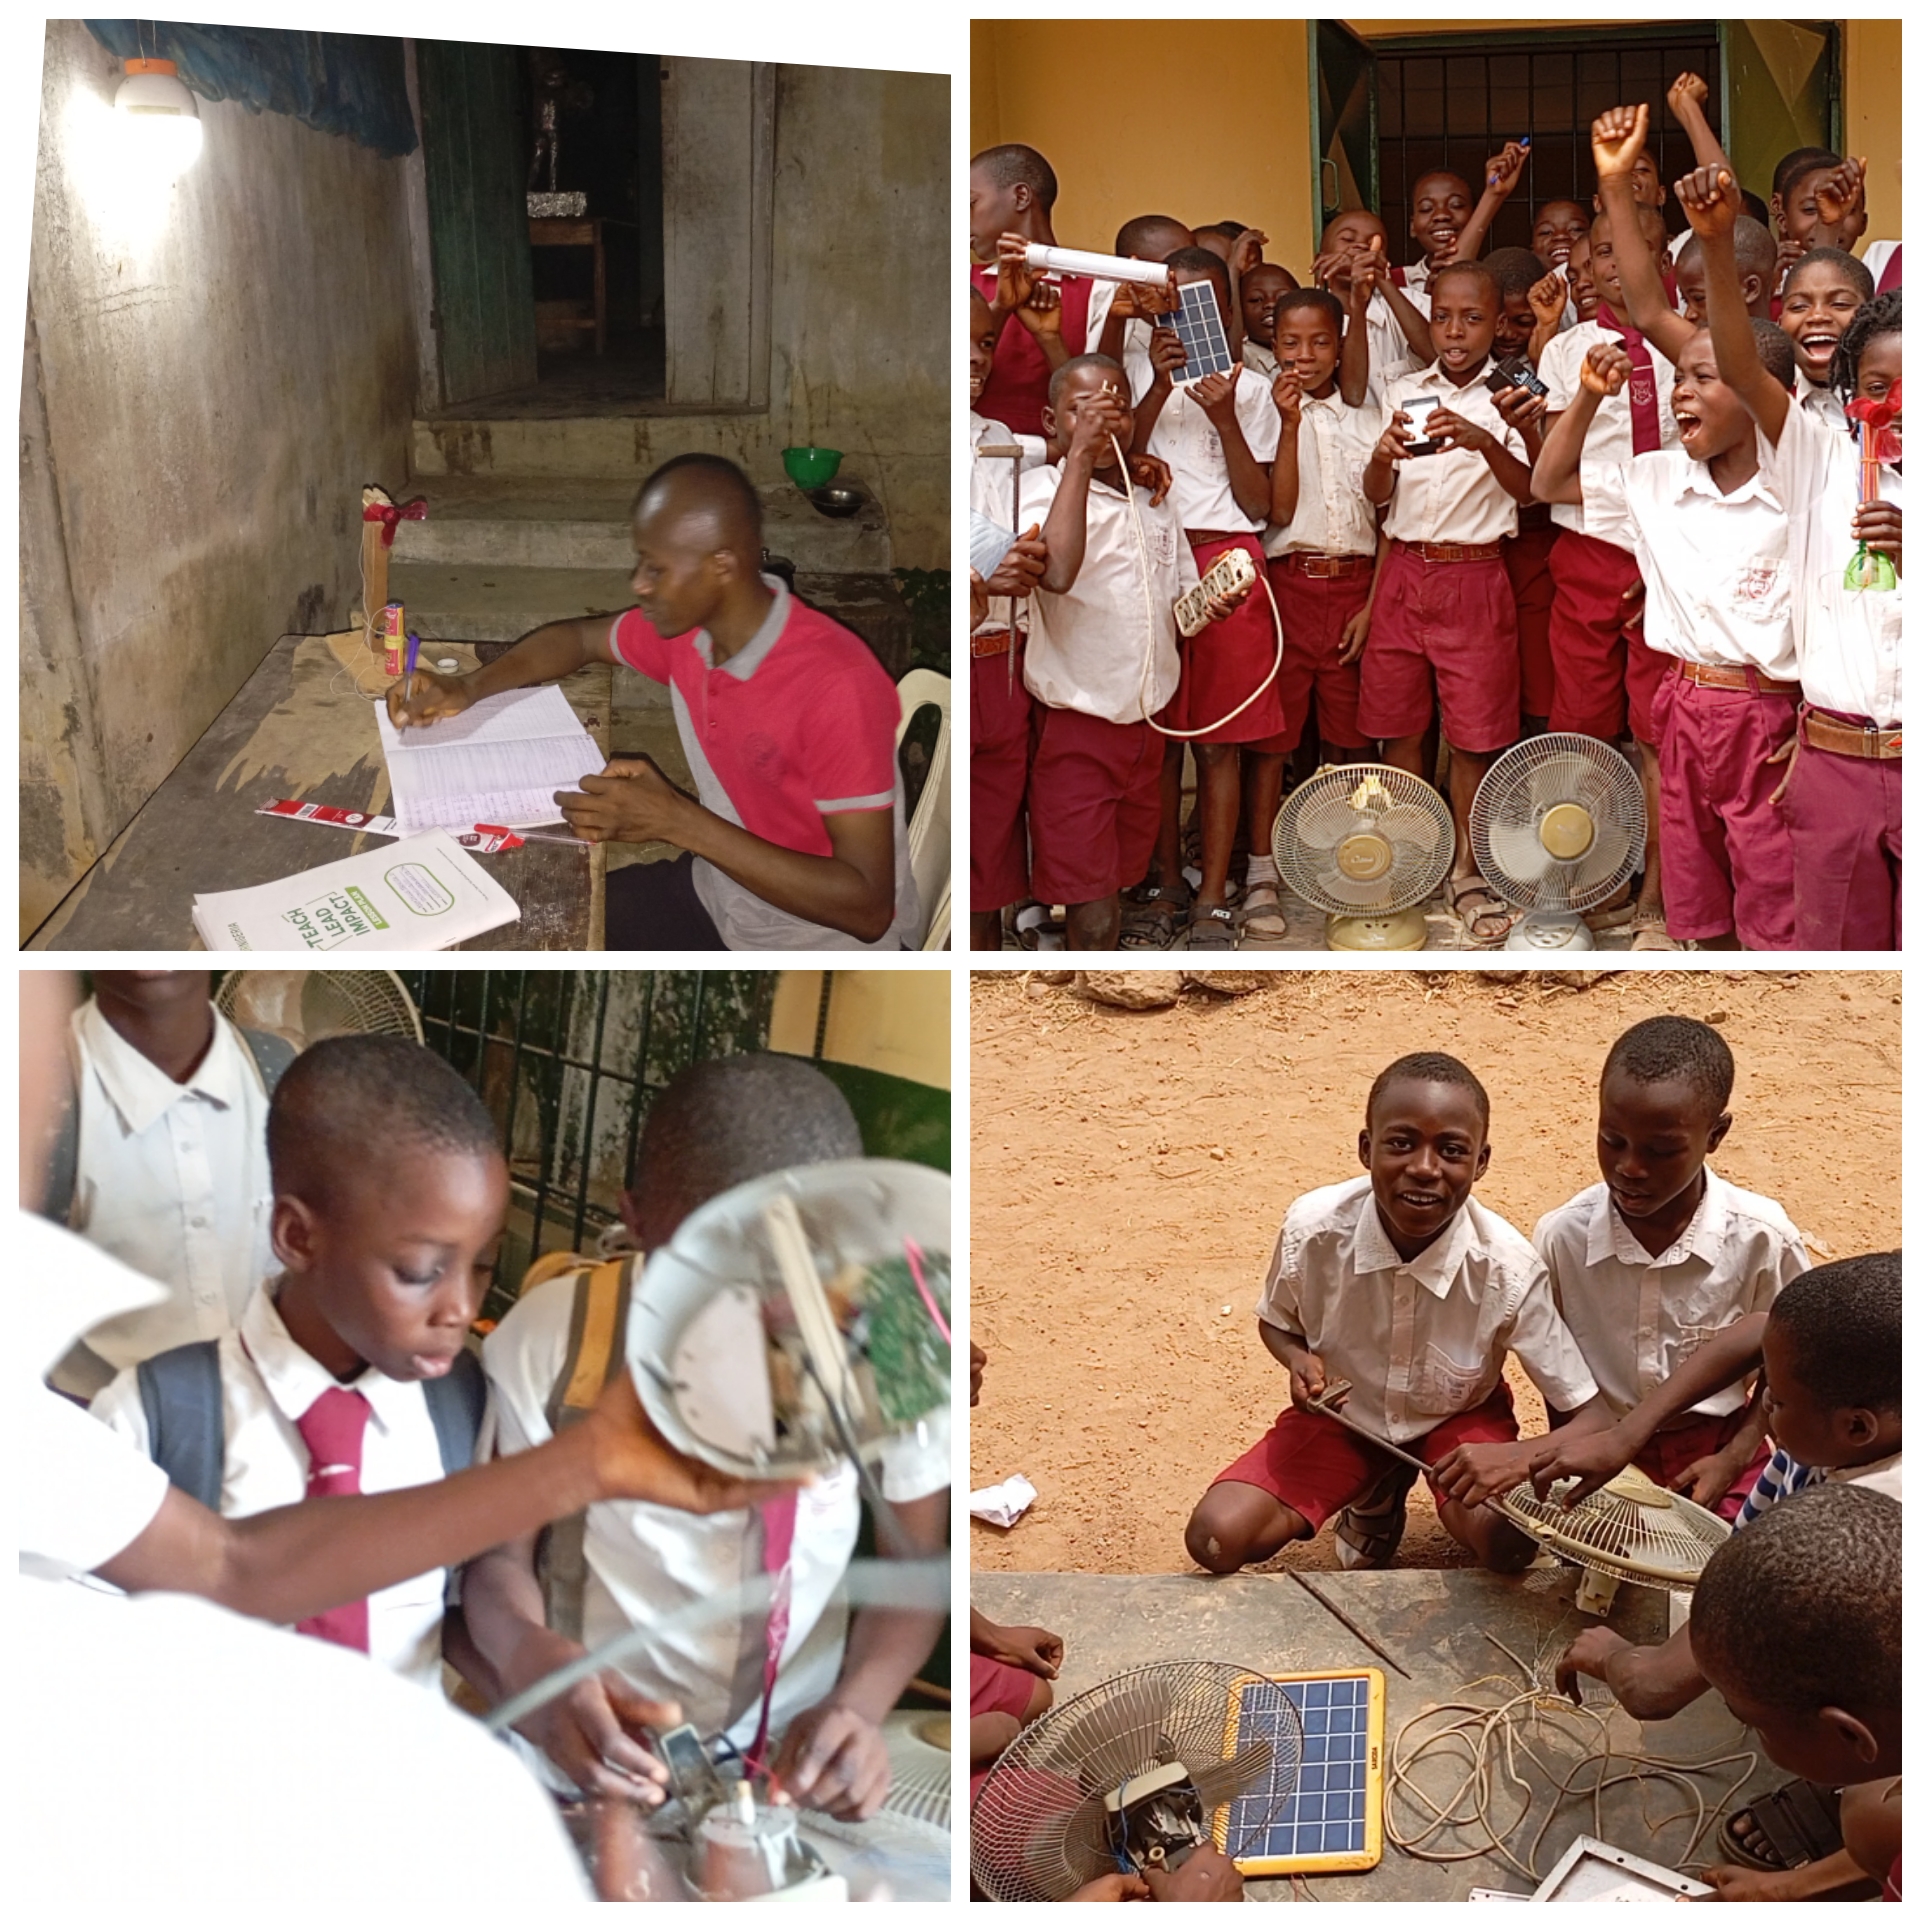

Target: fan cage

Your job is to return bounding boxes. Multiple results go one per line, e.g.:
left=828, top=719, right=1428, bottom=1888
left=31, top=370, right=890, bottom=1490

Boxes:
left=1469, top=733, right=1646, bottom=912
left=214, top=969, right=424, bottom=1047
left=970, top=1661, right=1303, bottom=1902
left=1272, top=763, right=1455, bottom=918
left=1497, top=1469, right=1731, bottom=1593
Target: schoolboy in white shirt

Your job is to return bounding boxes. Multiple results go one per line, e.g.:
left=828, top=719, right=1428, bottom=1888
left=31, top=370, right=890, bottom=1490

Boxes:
left=470, top=1055, right=949, bottom=1822
left=1535, top=1017, right=1808, bottom=1518
left=91, top=1035, right=507, bottom=1688
left=1185, top=1052, right=1607, bottom=1578
left=1684, top=160, right=1903, bottom=952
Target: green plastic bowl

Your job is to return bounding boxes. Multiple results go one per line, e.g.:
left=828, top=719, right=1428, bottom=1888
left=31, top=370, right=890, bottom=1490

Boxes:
left=782, top=445, right=843, bottom=488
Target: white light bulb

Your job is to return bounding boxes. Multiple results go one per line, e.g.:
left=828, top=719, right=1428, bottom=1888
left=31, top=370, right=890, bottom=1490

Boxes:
left=112, top=59, right=202, bottom=185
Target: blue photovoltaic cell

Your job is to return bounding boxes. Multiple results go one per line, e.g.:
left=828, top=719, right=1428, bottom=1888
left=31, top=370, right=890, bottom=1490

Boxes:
left=1223, top=1676, right=1374, bottom=1865
left=1162, top=279, right=1235, bottom=384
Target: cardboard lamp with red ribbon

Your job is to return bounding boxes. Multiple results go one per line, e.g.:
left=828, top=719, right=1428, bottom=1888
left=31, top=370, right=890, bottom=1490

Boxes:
left=629, top=1159, right=951, bottom=1479
left=1844, top=379, right=1902, bottom=592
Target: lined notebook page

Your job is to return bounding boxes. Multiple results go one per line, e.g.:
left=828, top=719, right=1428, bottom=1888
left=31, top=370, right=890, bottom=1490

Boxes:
left=375, top=685, right=606, bottom=832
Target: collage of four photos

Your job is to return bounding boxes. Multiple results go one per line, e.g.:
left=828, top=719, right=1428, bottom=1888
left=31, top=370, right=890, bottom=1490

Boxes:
left=13, top=5, right=1906, bottom=1907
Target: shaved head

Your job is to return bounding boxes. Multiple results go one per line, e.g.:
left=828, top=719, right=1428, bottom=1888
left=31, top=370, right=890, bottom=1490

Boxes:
left=635, top=453, right=763, bottom=558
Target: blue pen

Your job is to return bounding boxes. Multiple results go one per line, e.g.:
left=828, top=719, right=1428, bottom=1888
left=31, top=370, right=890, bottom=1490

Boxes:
left=403, top=632, right=421, bottom=711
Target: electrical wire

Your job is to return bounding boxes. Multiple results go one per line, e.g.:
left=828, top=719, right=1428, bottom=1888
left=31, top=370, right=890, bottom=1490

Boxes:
left=902, top=1238, right=950, bottom=1345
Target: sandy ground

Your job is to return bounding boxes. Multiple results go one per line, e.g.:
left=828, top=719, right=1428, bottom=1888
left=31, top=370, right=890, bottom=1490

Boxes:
left=969, top=967, right=1900, bottom=1577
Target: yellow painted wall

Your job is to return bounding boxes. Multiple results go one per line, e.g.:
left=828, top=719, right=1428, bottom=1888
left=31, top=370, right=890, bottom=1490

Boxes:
left=1843, top=19, right=1900, bottom=245
left=970, top=19, right=1318, bottom=277
left=770, top=972, right=951, bottom=1090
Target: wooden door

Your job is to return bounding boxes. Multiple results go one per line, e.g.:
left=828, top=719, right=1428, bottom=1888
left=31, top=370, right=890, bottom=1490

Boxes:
left=1718, top=21, right=1839, bottom=207
left=1312, top=20, right=1378, bottom=245
left=415, top=40, right=538, bottom=405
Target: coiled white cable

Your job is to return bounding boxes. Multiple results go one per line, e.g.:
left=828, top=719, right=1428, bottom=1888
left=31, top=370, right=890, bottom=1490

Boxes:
left=1109, top=432, right=1285, bottom=738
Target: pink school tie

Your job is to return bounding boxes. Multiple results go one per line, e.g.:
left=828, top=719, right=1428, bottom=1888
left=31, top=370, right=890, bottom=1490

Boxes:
left=293, top=1386, right=373, bottom=1654
left=746, top=1491, right=801, bottom=1773
left=1595, top=301, right=1662, bottom=455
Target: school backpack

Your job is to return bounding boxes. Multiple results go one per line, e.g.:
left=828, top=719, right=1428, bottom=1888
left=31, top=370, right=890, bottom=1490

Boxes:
left=39, top=1020, right=296, bottom=1227
left=514, top=1249, right=638, bottom=1641
left=133, top=1339, right=490, bottom=1514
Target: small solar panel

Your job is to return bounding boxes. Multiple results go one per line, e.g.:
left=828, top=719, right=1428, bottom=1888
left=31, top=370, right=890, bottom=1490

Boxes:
left=1159, top=279, right=1235, bottom=384
left=1214, top=1669, right=1386, bottom=1876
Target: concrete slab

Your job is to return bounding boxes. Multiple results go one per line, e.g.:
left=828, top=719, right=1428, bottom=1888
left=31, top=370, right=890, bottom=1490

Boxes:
left=386, top=562, right=652, bottom=655
left=970, top=1569, right=1785, bottom=1901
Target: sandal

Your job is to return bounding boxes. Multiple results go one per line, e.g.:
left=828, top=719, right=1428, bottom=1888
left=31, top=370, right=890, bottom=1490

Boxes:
left=1630, top=911, right=1681, bottom=952
left=1119, top=882, right=1190, bottom=951
left=1720, top=1781, right=1845, bottom=1873
left=1445, top=876, right=1515, bottom=948
left=1185, top=903, right=1237, bottom=950
left=1236, top=879, right=1289, bottom=948
left=1582, top=882, right=1636, bottom=934
left=1333, top=1464, right=1418, bottom=1570
left=1012, top=903, right=1063, bottom=951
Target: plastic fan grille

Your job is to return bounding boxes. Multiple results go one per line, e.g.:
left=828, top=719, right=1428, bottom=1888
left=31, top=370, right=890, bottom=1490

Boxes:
left=971, top=1661, right=1303, bottom=1902
left=1469, top=733, right=1645, bottom=911
left=1273, top=764, right=1454, bottom=916
left=1496, top=1464, right=1731, bottom=1592
left=215, top=969, right=423, bottom=1047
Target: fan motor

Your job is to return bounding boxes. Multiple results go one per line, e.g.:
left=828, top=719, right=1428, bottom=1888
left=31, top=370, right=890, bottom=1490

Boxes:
left=1105, top=1763, right=1209, bottom=1875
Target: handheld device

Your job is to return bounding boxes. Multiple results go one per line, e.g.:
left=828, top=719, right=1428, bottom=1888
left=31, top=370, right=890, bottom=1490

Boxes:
left=1018, top=242, right=1171, bottom=286
left=1487, top=356, right=1548, bottom=401
left=1174, top=544, right=1258, bottom=638
left=1399, top=392, right=1444, bottom=456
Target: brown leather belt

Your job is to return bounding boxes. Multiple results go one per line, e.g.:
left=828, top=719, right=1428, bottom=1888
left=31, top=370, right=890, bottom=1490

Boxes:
left=1404, top=540, right=1503, bottom=563
left=1674, top=661, right=1799, bottom=698
left=1804, top=708, right=1902, bottom=760
left=1279, top=551, right=1373, bottom=579
left=971, top=629, right=1016, bottom=660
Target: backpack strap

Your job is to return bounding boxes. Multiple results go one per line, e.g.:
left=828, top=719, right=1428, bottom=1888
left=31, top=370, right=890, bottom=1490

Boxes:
left=422, top=1347, right=488, bottom=1477
left=134, top=1340, right=227, bottom=1512
left=536, top=1255, right=636, bottom=1642
left=237, top=1024, right=296, bottom=1095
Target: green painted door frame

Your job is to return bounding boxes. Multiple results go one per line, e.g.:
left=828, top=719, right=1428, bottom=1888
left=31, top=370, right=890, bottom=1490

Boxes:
left=1310, top=19, right=1378, bottom=244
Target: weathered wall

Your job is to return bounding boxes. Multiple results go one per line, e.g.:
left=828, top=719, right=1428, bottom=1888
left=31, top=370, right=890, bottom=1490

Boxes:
left=21, top=21, right=418, bottom=936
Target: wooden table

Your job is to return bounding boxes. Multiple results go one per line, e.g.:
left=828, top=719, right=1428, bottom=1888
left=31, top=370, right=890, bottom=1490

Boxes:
left=31, top=632, right=609, bottom=951
left=529, top=215, right=606, bottom=355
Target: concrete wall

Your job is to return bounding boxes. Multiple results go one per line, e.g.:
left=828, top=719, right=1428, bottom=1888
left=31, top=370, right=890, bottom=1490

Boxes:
left=21, top=21, right=418, bottom=937
left=413, top=62, right=951, bottom=571
left=1842, top=19, right=1901, bottom=244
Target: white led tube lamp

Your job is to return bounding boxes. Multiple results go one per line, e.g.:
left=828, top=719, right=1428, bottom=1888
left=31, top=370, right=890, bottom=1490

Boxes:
left=1020, top=243, right=1171, bottom=286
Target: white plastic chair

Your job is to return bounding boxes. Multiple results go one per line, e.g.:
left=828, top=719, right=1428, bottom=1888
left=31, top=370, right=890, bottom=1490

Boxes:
left=894, top=668, right=951, bottom=949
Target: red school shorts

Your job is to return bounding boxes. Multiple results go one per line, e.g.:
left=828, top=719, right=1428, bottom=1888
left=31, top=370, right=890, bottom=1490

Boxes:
left=1358, top=546, right=1520, bottom=754
left=971, top=1651, right=1043, bottom=1722
left=1776, top=725, right=1903, bottom=953
left=1504, top=513, right=1560, bottom=721
left=1212, top=1382, right=1519, bottom=1533
left=1026, top=702, right=1162, bottom=906
left=970, top=641, right=1033, bottom=914
left=1266, top=558, right=1371, bottom=754
left=1158, top=534, right=1285, bottom=747
left=1631, top=1408, right=1772, bottom=1523
left=1547, top=527, right=1664, bottom=744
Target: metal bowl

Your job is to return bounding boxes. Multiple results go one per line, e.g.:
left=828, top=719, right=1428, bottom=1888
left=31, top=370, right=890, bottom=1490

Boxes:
left=808, top=484, right=864, bottom=518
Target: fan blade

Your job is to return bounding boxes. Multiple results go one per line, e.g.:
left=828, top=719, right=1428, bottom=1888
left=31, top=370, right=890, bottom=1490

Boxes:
left=1187, top=1742, right=1275, bottom=1814
left=1485, top=817, right=1556, bottom=890
left=1374, top=803, right=1443, bottom=856
left=1321, top=874, right=1394, bottom=912
left=1288, top=788, right=1366, bottom=851
left=1568, top=820, right=1636, bottom=899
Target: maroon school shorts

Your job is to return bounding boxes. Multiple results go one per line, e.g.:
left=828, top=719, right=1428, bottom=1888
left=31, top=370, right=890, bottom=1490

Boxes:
left=1358, top=546, right=1520, bottom=754
left=1158, top=534, right=1284, bottom=746
left=1632, top=1408, right=1773, bottom=1523
left=1026, top=702, right=1162, bottom=905
left=970, top=640, right=1032, bottom=914
left=1547, top=528, right=1663, bottom=744
left=1505, top=513, right=1560, bottom=721
left=1776, top=720, right=1903, bottom=951
left=1267, top=557, right=1371, bottom=753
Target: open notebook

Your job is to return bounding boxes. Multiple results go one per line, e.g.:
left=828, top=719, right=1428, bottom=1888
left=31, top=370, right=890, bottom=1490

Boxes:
left=375, top=685, right=606, bottom=833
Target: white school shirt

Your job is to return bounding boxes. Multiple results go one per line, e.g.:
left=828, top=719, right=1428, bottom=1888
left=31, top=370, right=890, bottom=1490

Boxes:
left=970, top=412, right=1050, bottom=638
left=1759, top=397, right=1903, bottom=727
left=1537, top=318, right=1679, bottom=537
left=1021, top=459, right=1199, bottom=723
left=1861, top=238, right=1902, bottom=291
left=1242, top=338, right=1280, bottom=382
left=1123, top=341, right=1281, bottom=535
left=1255, top=1175, right=1599, bottom=1447
left=1578, top=450, right=1796, bottom=680
left=1534, top=1172, right=1810, bottom=1422
left=1263, top=387, right=1385, bottom=559
left=481, top=1270, right=950, bottom=1752
left=1366, top=286, right=1424, bottom=383
left=91, top=1283, right=460, bottom=1687
left=1377, top=362, right=1529, bottom=546
left=17, top=1212, right=172, bottom=1581
left=1794, top=371, right=1850, bottom=434
left=61, top=999, right=276, bottom=1376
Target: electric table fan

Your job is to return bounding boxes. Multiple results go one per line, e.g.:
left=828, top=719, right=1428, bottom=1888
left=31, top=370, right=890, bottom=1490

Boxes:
left=215, top=968, right=424, bottom=1046
left=1272, top=763, right=1455, bottom=950
left=1469, top=734, right=1645, bottom=950
left=971, top=1661, right=1302, bottom=1901
left=1496, top=1465, right=1731, bottom=1616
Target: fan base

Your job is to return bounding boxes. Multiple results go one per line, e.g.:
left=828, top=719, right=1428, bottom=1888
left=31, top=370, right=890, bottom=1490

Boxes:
left=1575, top=1565, right=1621, bottom=1616
left=1327, top=908, right=1429, bottom=951
left=1504, top=912, right=1593, bottom=951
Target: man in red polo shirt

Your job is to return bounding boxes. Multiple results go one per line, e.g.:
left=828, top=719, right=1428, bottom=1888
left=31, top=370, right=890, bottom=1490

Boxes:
left=386, top=455, right=913, bottom=950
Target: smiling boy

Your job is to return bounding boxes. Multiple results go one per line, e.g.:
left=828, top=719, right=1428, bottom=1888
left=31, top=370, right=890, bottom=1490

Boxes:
left=1185, top=1052, right=1607, bottom=1577
left=386, top=455, right=913, bottom=952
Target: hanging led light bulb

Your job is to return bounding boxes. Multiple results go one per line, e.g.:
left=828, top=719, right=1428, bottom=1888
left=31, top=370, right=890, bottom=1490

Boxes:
left=111, top=56, right=202, bottom=182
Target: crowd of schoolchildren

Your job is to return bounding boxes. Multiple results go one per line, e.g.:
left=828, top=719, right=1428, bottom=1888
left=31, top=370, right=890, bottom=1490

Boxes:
left=970, top=1011, right=1901, bottom=1899
left=969, top=80, right=1902, bottom=955
left=24, top=973, right=947, bottom=1894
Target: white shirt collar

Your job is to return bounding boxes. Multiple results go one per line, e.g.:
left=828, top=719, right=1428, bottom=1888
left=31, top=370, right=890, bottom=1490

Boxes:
left=1589, top=1167, right=1730, bottom=1268
left=1673, top=457, right=1779, bottom=510
left=76, top=999, right=252, bottom=1138
left=241, top=1283, right=409, bottom=1436
left=1409, top=359, right=1492, bottom=397
left=1351, top=1191, right=1476, bottom=1300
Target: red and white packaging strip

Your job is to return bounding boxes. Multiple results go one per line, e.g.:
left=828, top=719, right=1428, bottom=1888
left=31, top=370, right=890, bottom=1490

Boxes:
left=256, top=799, right=525, bottom=854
